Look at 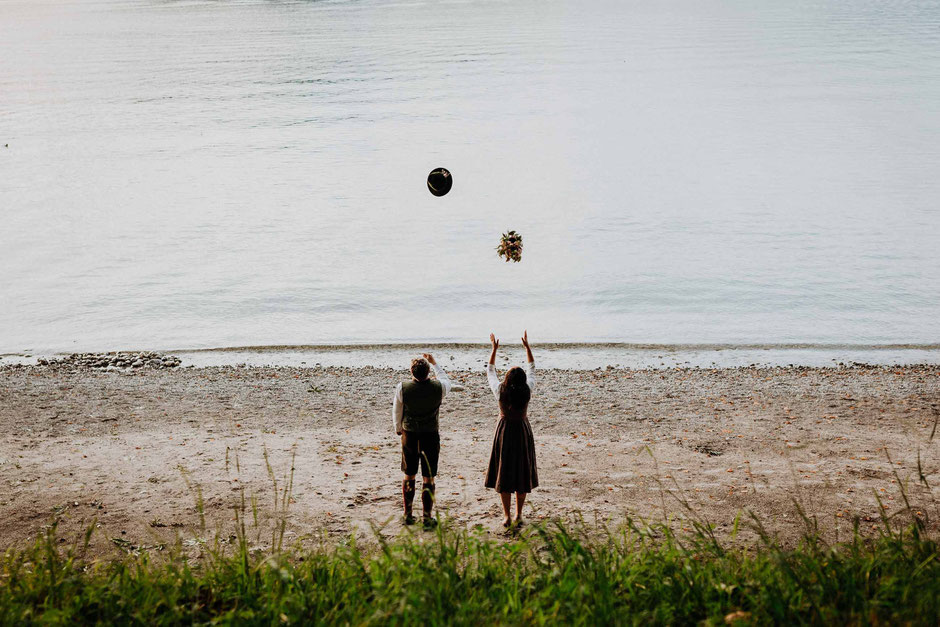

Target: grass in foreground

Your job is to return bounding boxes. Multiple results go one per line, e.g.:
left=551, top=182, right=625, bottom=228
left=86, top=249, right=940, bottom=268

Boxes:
left=1, top=514, right=938, bottom=626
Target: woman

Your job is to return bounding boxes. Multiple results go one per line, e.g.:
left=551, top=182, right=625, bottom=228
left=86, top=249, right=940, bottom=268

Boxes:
left=485, top=330, right=538, bottom=528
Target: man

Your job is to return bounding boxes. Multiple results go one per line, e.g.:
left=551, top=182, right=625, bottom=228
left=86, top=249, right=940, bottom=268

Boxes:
left=392, top=353, right=452, bottom=526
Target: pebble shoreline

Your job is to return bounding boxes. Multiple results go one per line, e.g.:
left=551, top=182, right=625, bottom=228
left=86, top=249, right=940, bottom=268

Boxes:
left=1, top=361, right=937, bottom=556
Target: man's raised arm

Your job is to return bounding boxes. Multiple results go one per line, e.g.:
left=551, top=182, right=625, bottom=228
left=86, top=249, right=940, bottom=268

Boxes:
left=422, top=353, right=452, bottom=396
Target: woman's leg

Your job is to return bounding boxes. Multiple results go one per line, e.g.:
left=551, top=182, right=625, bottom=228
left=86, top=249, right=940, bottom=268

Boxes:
left=499, top=492, right=512, bottom=527
left=515, top=492, right=527, bottom=523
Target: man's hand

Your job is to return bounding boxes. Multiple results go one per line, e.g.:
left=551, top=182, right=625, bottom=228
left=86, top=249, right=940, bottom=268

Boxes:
left=422, top=353, right=436, bottom=365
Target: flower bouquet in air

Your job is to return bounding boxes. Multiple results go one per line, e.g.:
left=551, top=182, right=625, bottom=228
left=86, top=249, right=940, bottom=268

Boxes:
left=496, top=230, right=523, bottom=263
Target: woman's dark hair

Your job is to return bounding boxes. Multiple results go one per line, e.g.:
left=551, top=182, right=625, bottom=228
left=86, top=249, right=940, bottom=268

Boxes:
left=499, top=366, right=531, bottom=412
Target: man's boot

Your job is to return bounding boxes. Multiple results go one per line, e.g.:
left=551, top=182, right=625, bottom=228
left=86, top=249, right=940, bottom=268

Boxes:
left=421, top=481, right=437, bottom=528
left=402, top=478, right=416, bottom=525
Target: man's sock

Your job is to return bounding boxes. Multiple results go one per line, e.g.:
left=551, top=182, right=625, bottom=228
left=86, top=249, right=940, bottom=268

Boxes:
left=402, top=479, right=416, bottom=519
left=421, top=482, right=435, bottom=518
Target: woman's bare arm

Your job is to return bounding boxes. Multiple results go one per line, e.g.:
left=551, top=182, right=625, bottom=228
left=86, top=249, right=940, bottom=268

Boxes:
left=489, top=333, right=499, bottom=365
left=521, top=330, right=534, bottom=363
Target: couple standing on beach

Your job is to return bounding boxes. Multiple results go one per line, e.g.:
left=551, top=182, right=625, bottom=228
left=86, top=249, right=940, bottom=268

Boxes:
left=392, top=331, right=538, bottom=528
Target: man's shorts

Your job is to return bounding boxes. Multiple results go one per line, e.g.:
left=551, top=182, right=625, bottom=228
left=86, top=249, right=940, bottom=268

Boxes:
left=401, top=431, right=440, bottom=477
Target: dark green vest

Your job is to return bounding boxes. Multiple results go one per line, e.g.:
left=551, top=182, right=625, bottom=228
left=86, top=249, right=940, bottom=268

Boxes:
left=401, top=379, right=443, bottom=433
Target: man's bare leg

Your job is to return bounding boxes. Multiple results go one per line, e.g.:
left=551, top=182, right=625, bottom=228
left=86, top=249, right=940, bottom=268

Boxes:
left=402, top=474, right=417, bottom=525
left=421, top=475, right=436, bottom=527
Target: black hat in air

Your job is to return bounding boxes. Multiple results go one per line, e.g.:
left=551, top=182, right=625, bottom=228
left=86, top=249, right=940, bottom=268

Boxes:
left=427, top=168, right=453, bottom=197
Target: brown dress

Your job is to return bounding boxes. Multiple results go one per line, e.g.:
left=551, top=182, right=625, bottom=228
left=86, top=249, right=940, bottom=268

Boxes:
left=484, top=364, right=539, bottom=493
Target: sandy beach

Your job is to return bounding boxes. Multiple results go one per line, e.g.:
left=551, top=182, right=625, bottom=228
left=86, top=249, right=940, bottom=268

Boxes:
left=1, top=359, right=938, bottom=555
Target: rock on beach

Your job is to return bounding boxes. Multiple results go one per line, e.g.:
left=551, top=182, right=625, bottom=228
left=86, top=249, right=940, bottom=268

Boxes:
left=33, top=352, right=182, bottom=371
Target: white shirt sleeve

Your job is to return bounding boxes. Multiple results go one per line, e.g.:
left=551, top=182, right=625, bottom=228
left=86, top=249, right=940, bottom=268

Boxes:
left=432, top=363, right=452, bottom=397
left=486, top=363, right=501, bottom=401
left=525, top=360, right=536, bottom=393
left=392, top=382, right=404, bottom=434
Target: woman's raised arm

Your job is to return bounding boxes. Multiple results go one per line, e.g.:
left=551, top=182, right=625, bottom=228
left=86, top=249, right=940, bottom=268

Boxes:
left=486, top=333, right=501, bottom=400
left=521, top=330, right=535, bottom=392
left=521, top=330, right=534, bottom=363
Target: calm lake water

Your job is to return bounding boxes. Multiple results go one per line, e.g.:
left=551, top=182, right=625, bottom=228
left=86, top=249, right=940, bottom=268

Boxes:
left=2, top=0, right=939, bottom=356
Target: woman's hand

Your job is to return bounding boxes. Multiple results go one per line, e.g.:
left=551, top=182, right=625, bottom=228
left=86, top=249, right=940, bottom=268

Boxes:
left=421, top=353, right=436, bottom=366
left=490, top=333, right=499, bottom=350
left=522, top=329, right=534, bottom=363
